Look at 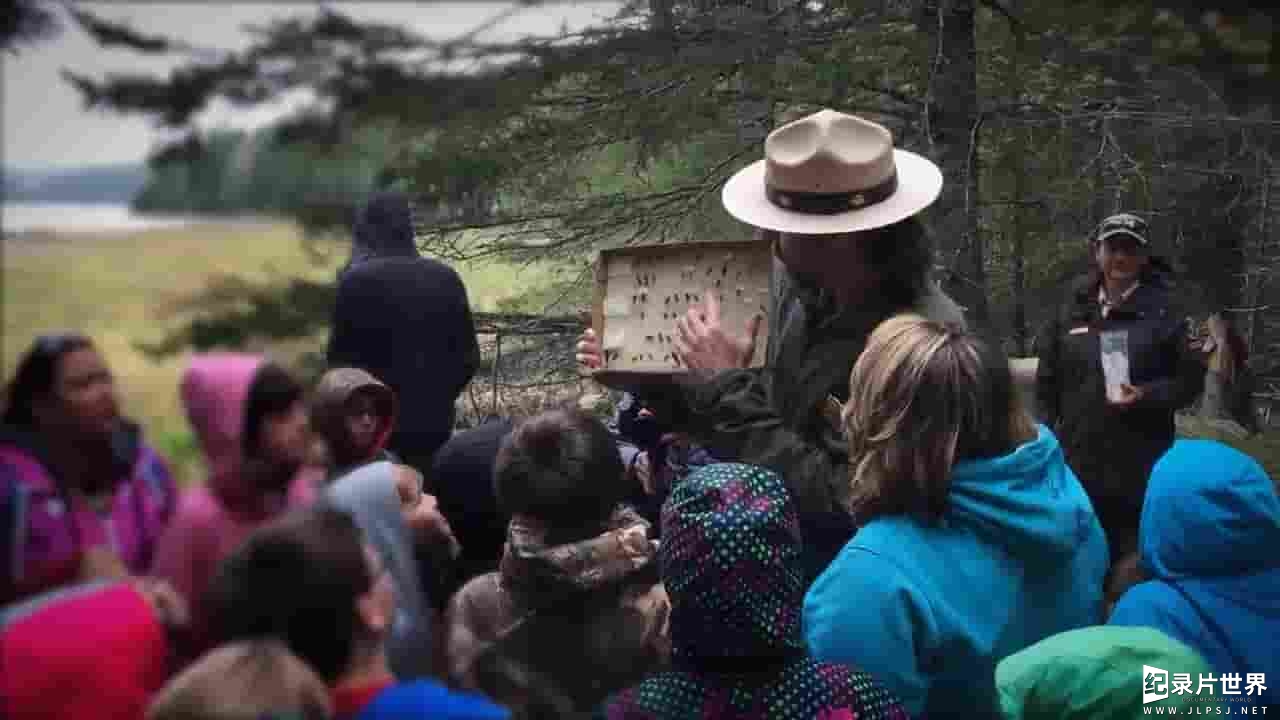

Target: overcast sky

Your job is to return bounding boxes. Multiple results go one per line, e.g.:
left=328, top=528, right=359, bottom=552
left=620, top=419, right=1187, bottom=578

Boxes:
left=2, top=2, right=620, bottom=171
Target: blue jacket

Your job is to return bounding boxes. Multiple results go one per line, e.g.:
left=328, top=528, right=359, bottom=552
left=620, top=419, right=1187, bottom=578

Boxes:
left=325, top=461, right=433, bottom=681
left=1109, top=439, right=1280, bottom=706
left=356, top=680, right=509, bottom=720
left=803, top=425, right=1109, bottom=717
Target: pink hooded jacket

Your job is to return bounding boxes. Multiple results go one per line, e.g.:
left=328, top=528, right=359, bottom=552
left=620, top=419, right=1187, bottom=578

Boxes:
left=151, top=354, right=318, bottom=649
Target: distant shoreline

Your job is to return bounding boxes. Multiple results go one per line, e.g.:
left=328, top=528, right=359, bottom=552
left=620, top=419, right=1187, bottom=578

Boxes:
left=1, top=202, right=280, bottom=240
left=1, top=204, right=286, bottom=259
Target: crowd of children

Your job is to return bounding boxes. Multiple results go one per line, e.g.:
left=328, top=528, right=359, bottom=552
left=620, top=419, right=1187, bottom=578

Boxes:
left=2, top=313, right=1274, bottom=719
left=2, top=106, right=1277, bottom=718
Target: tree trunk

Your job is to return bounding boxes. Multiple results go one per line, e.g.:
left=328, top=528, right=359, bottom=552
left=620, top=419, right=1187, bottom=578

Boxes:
left=920, top=0, right=985, bottom=328
left=1252, top=9, right=1280, bottom=365
left=1009, top=23, right=1028, bottom=354
left=736, top=0, right=777, bottom=147
left=650, top=0, right=675, bottom=53
left=1246, top=169, right=1270, bottom=354
left=688, top=0, right=775, bottom=146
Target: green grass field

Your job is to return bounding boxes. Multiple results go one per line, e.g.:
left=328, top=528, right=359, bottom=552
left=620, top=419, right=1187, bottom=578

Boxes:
left=2, top=221, right=572, bottom=483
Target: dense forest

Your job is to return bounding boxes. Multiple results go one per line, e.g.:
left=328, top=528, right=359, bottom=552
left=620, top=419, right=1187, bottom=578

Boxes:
left=12, top=1, right=1278, bottom=394
left=130, top=124, right=396, bottom=217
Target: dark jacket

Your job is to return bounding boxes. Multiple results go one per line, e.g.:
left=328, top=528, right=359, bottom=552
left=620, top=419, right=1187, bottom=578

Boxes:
left=1034, top=273, right=1203, bottom=555
left=666, top=257, right=966, bottom=581
left=431, top=418, right=515, bottom=586
left=327, top=192, right=481, bottom=467
left=609, top=394, right=715, bottom=533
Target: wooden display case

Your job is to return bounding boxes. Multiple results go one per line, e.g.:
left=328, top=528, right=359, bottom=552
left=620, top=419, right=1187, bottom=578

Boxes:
left=589, top=240, right=773, bottom=391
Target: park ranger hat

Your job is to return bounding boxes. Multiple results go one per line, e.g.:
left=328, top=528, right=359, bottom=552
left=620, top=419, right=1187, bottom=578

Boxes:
left=721, top=108, right=944, bottom=235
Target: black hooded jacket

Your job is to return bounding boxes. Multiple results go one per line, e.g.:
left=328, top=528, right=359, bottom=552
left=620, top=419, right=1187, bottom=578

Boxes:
left=327, top=192, right=481, bottom=465
left=1034, top=271, right=1203, bottom=547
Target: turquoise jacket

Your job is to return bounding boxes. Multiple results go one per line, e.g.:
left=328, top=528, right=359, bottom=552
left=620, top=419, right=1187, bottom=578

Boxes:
left=803, top=425, right=1109, bottom=716
left=1109, top=439, right=1280, bottom=706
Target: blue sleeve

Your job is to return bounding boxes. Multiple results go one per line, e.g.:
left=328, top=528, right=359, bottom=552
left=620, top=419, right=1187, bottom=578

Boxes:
left=0, top=453, right=30, bottom=604
left=1108, top=582, right=1202, bottom=646
left=1109, top=581, right=1217, bottom=676
left=0, top=461, right=26, bottom=604
left=1109, top=582, right=1167, bottom=628
left=1136, top=310, right=1203, bottom=412
left=142, top=446, right=178, bottom=524
left=803, top=546, right=935, bottom=716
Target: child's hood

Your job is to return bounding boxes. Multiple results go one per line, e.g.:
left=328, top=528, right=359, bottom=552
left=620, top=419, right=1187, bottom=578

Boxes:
left=312, top=367, right=397, bottom=456
left=180, top=353, right=266, bottom=506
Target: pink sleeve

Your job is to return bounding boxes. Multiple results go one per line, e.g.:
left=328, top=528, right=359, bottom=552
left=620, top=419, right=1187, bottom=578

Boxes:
left=150, top=497, right=217, bottom=621
left=287, top=466, right=323, bottom=507
left=150, top=498, right=226, bottom=659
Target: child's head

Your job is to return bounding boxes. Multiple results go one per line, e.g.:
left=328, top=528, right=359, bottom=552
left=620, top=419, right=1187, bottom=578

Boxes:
left=661, top=463, right=803, bottom=666
left=3, top=332, right=119, bottom=440
left=243, top=362, right=311, bottom=474
left=843, top=314, right=1037, bottom=523
left=494, top=408, right=627, bottom=537
left=312, top=368, right=396, bottom=469
left=146, top=640, right=332, bottom=720
left=207, top=505, right=396, bottom=685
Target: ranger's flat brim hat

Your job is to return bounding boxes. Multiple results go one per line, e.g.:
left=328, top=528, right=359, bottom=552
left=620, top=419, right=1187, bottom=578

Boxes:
left=722, top=109, right=943, bottom=235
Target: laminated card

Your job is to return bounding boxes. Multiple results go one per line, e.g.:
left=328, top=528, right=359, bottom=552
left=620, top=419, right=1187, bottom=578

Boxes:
left=590, top=240, right=773, bottom=390
left=1099, top=329, right=1132, bottom=403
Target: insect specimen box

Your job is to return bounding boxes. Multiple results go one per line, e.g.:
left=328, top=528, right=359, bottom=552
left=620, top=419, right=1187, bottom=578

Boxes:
left=589, top=239, right=773, bottom=391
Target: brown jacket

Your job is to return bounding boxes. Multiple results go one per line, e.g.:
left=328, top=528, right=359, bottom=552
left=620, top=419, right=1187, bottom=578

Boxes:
left=444, top=506, right=670, bottom=711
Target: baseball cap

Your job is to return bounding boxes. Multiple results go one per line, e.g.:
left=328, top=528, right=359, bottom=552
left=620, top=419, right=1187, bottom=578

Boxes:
left=1095, top=213, right=1149, bottom=247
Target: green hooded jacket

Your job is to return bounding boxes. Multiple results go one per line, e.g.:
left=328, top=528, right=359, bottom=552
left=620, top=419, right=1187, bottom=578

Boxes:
left=997, top=626, right=1215, bottom=719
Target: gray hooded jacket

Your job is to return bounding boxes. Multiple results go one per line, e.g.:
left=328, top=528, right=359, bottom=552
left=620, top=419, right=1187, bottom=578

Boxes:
left=324, top=461, right=433, bottom=679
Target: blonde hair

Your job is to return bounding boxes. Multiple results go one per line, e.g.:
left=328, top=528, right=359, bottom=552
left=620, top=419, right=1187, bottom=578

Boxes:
left=842, top=314, right=1037, bottom=524
left=147, top=640, right=332, bottom=720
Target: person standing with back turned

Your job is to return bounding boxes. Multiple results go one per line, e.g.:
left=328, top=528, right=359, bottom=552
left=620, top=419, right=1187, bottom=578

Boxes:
left=328, top=191, right=482, bottom=476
